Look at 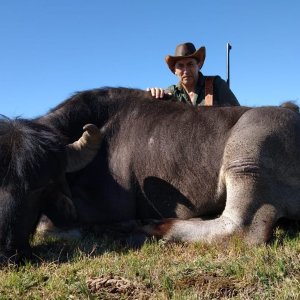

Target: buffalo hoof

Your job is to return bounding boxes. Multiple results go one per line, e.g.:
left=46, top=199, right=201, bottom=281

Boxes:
left=36, top=215, right=82, bottom=240
left=141, top=218, right=176, bottom=238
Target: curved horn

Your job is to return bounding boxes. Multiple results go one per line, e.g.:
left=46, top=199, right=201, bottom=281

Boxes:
left=66, top=124, right=105, bottom=173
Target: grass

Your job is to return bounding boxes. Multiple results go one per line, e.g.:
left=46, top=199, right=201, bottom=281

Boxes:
left=0, top=223, right=299, bottom=299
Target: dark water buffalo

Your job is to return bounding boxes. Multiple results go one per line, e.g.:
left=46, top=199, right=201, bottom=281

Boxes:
left=34, top=87, right=300, bottom=245
left=0, top=116, right=105, bottom=262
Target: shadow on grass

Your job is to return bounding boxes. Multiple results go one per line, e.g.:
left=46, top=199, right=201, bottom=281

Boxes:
left=27, top=218, right=300, bottom=266
left=30, top=229, right=149, bottom=266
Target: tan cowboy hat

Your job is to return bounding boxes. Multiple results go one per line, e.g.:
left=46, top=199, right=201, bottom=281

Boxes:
left=165, top=42, right=206, bottom=73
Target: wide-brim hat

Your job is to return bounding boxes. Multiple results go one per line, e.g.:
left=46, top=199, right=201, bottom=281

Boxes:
left=165, top=42, right=206, bottom=73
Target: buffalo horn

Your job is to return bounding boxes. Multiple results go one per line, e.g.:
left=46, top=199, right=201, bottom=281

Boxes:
left=66, top=124, right=104, bottom=173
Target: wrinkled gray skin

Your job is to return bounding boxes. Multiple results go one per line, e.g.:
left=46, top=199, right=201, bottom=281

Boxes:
left=36, top=88, right=300, bottom=245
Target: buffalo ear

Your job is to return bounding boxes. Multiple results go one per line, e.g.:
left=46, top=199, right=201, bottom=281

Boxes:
left=66, top=124, right=104, bottom=173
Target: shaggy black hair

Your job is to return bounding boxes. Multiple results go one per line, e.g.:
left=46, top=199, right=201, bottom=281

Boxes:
left=0, top=115, right=66, bottom=189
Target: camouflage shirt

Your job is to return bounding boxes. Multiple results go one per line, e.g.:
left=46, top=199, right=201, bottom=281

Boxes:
left=166, top=72, right=240, bottom=107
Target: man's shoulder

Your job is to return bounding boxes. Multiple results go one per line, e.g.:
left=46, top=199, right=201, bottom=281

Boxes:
left=204, top=75, right=222, bottom=83
left=206, top=75, right=230, bottom=91
left=202, top=75, right=227, bottom=90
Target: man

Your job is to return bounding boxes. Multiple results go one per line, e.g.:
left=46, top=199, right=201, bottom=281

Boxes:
left=147, top=42, right=240, bottom=106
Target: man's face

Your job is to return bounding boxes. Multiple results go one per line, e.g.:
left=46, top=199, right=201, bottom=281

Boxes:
left=174, top=58, right=200, bottom=86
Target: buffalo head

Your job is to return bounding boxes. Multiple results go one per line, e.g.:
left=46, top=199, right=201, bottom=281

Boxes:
left=0, top=116, right=104, bottom=264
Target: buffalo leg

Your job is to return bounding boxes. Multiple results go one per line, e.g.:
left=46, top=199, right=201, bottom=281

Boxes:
left=142, top=174, right=279, bottom=244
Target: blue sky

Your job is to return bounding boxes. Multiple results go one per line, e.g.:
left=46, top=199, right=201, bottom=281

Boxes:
left=1, top=1, right=299, bottom=118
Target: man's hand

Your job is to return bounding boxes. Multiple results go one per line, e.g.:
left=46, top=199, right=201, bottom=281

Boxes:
left=147, top=87, right=168, bottom=99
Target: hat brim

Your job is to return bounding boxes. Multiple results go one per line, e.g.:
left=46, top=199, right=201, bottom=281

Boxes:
left=165, top=46, right=206, bottom=73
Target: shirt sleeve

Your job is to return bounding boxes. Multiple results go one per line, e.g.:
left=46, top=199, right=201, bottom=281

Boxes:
left=164, top=85, right=178, bottom=101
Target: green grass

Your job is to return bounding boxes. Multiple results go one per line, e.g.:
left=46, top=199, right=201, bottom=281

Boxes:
left=0, top=223, right=299, bottom=299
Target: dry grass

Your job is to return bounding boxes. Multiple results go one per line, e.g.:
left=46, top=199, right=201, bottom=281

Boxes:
left=0, top=222, right=299, bottom=299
